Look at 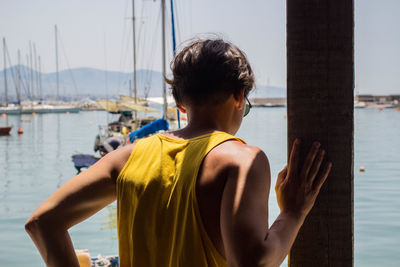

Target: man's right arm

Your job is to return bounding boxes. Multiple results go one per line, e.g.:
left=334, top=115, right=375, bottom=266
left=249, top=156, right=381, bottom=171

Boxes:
left=220, top=139, right=332, bottom=267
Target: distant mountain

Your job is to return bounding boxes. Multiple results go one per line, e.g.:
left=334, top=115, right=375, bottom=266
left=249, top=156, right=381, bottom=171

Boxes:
left=0, top=65, right=164, bottom=101
left=0, top=65, right=285, bottom=101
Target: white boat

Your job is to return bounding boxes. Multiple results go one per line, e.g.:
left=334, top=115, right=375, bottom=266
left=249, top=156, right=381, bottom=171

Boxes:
left=0, top=105, right=21, bottom=114
left=0, top=103, right=80, bottom=114
left=354, top=101, right=366, bottom=108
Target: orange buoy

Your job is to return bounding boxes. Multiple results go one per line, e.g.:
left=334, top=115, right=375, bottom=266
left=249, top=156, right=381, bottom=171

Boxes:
left=1, top=113, right=6, bottom=117
left=66, top=111, right=70, bottom=114
left=397, top=107, right=400, bottom=111
left=31, top=112, right=36, bottom=116
left=17, top=127, right=24, bottom=134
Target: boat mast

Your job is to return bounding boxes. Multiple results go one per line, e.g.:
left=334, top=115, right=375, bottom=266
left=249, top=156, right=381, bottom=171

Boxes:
left=38, top=56, right=42, bottom=101
left=169, top=0, right=180, bottom=128
left=34, top=43, right=40, bottom=101
left=26, top=54, right=31, bottom=98
left=132, top=0, right=138, bottom=123
left=55, top=25, right=59, bottom=102
left=3, top=38, right=8, bottom=106
left=29, top=41, right=34, bottom=100
left=17, top=49, right=21, bottom=104
left=129, top=79, right=132, bottom=97
left=161, top=0, right=167, bottom=119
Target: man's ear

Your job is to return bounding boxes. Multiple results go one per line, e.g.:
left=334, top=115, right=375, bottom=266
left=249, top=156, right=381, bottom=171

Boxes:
left=234, top=88, right=245, bottom=109
left=177, top=104, right=187, bottom=114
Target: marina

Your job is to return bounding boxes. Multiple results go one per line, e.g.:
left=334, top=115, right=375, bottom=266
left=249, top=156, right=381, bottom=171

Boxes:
left=1, top=0, right=399, bottom=265
left=0, top=108, right=399, bottom=266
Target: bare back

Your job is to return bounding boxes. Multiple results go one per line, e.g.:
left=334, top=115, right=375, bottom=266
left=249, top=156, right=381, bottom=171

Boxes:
left=196, top=139, right=271, bottom=258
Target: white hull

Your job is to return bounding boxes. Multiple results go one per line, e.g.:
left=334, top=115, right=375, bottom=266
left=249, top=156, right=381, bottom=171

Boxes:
left=0, top=105, right=80, bottom=114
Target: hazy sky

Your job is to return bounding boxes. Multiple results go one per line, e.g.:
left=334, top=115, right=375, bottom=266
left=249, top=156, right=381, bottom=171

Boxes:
left=1, top=0, right=399, bottom=94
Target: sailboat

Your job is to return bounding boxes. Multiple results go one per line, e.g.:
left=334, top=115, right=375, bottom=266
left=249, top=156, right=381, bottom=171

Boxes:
left=25, top=25, right=80, bottom=114
left=1, top=38, right=14, bottom=134
left=94, top=0, right=160, bottom=136
left=95, top=0, right=186, bottom=145
left=0, top=38, right=21, bottom=116
left=75, top=0, right=182, bottom=172
left=127, top=0, right=189, bottom=142
left=1, top=30, right=80, bottom=115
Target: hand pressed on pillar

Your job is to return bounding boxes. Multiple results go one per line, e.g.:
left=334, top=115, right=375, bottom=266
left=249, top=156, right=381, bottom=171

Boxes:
left=275, top=139, right=332, bottom=220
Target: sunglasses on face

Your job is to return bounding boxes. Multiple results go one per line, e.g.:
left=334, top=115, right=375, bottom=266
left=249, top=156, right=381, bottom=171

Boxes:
left=244, top=96, right=252, bottom=117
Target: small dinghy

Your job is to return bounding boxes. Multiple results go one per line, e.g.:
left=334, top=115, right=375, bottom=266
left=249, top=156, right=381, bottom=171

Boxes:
left=72, top=154, right=100, bottom=173
left=0, top=126, right=12, bottom=135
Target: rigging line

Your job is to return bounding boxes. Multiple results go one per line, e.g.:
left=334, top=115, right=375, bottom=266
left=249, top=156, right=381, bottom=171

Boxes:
left=15, top=50, right=23, bottom=101
left=14, top=51, right=29, bottom=100
left=39, top=59, right=45, bottom=99
left=148, top=8, right=161, bottom=86
left=5, top=43, right=29, bottom=100
left=174, top=0, right=183, bottom=44
left=142, top=2, right=153, bottom=60
left=145, top=2, right=159, bottom=96
left=147, top=5, right=161, bottom=74
left=118, top=12, right=134, bottom=93
left=136, top=0, right=147, bottom=96
left=141, top=1, right=155, bottom=84
left=145, top=4, right=162, bottom=98
left=58, top=34, right=79, bottom=96
left=138, top=1, right=151, bottom=89
left=33, top=43, right=40, bottom=99
left=117, top=22, right=132, bottom=93
left=29, top=41, right=34, bottom=99
left=138, top=0, right=158, bottom=92
left=189, top=0, right=193, bottom=35
left=116, top=25, right=126, bottom=92
left=24, top=55, right=32, bottom=99
left=136, top=0, right=145, bottom=61
left=137, top=1, right=150, bottom=96
left=117, top=0, right=131, bottom=92
left=104, top=32, right=109, bottom=98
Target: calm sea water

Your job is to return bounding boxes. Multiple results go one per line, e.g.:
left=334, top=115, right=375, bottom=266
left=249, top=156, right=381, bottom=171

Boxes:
left=0, top=108, right=399, bottom=266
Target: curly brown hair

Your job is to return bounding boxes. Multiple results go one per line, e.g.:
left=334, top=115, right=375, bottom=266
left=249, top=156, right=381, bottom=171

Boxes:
left=166, top=39, right=255, bottom=106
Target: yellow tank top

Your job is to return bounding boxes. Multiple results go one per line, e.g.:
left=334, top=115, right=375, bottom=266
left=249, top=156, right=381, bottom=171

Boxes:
left=117, top=131, right=246, bottom=267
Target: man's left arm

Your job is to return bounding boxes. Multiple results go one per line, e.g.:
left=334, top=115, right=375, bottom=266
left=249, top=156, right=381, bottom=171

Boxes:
left=25, top=144, right=134, bottom=267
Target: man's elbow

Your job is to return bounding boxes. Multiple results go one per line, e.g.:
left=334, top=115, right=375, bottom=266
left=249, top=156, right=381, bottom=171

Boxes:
left=25, top=215, right=42, bottom=236
left=25, top=209, right=58, bottom=237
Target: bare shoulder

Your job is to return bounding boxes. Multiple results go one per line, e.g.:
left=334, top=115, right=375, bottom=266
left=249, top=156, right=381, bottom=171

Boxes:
left=100, top=143, right=136, bottom=181
left=209, top=140, right=269, bottom=168
left=204, top=140, right=270, bottom=179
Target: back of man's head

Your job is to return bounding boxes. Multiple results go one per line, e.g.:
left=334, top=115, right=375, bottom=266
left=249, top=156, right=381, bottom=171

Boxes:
left=167, top=38, right=255, bottom=107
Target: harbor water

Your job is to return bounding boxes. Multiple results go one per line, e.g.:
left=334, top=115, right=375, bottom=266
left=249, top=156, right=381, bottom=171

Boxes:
left=0, top=108, right=399, bottom=266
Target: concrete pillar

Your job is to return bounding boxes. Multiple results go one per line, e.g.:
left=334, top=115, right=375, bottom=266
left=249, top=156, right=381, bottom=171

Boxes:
left=286, top=0, right=354, bottom=266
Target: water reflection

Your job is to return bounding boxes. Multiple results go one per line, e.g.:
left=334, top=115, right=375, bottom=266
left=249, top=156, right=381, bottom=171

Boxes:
left=56, top=114, right=63, bottom=188
left=1, top=109, right=400, bottom=266
left=1, top=133, right=11, bottom=205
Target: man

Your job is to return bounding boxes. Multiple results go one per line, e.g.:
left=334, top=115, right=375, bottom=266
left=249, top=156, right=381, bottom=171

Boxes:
left=25, top=39, right=331, bottom=267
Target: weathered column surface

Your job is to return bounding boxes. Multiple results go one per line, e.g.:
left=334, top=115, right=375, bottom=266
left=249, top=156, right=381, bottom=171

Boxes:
left=287, top=0, right=354, bottom=266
